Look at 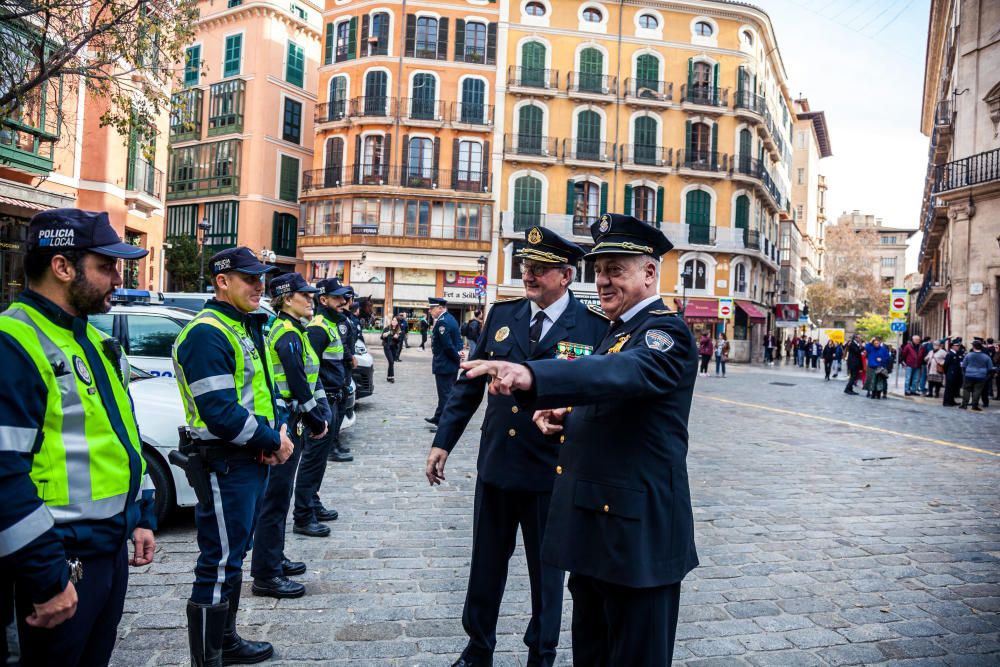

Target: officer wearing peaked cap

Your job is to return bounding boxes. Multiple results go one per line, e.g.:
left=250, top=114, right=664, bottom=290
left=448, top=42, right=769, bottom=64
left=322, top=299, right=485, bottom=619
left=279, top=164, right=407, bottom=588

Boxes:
left=426, top=297, right=463, bottom=426
left=0, top=209, right=155, bottom=666
left=463, top=213, right=699, bottom=666
left=172, top=246, right=293, bottom=666
left=426, top=226, right=608, bottom=667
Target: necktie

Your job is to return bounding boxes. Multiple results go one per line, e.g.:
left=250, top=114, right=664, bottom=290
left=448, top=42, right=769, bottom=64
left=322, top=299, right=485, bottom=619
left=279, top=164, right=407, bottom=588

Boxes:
left=529, top=311, right=546, bottom=353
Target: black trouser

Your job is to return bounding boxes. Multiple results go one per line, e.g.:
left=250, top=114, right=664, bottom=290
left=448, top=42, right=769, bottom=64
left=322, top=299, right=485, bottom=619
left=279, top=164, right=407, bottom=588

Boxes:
left=420, top=332, right=427, bottom=349
left=433, top=372, right=457, bottom=421
left=461, top=481, right=563, bottom=667
left=698, top=354, right=710, bottom=374
left=383, top=344, right=396, bottom=379
left=943, top=374, right=961, bottom=405
left=845, top=369, right=859, bottom=392
left=15, top=543, right=128, bottom=667
left=251, top=423, right=305, bottom=579
left=293, top=393, right=342, bottom=524
left=961, top=379, right=986, bottom=408
left=567, top=574, right=681, bottom=667
left=824, top=360, right=832, bottom=379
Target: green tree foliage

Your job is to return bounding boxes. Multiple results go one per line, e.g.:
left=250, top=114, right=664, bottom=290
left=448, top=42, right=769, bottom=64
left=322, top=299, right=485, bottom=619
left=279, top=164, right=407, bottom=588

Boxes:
left=806, top=220, right=883, bottom=327
left=855, top=312, right=893, bottom=342
left=165, top=236, right=201, bottom=292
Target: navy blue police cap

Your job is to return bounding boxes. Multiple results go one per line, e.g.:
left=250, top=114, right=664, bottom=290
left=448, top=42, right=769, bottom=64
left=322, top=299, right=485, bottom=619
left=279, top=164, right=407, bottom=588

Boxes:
left=428, top=297, right=448, bottom=307
left=269, top=272, right=319, bottom=298
left=514, top=226, right=585, bottom=264
left=585, top=213, right=673, bottom=260
left=27, top=208, right=149, bottom=259
left=317, top=277, right=351, bottom=297
left=210, top=246, right=279, bottom=276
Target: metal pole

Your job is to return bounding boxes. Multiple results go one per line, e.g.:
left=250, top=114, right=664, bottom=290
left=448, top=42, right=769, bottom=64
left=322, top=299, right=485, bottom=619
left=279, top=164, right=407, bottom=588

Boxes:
left=198, top=241, right=205, bottom=292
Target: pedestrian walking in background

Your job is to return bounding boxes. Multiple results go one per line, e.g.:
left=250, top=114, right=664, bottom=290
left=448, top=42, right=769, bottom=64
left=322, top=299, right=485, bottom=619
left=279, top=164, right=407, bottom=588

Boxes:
left=900, top=335, right=926, bottom=396
left=822, top=339, right=837, bottom=380
left=918, top=338, right=933, bottom=395
left=764, top=331, right=777, bottom=365
left=795, top=335, right=806, bottom=367
left=833, top=340, right=843, bottom=377
left=942, top=338, right=964, bottom=406
left=844, top=333, right=864, bottom=395
left=698, top=332, right=712, bottom=376
left=810, top=338, right=822, bottom=369
left=715, top=332, right=730, bottom=377
left=381, top=316, right=403, bottom=383
left=419, top=314, right=430, bottom=350
left=864, top=338, right=891, bottom=399
left=960, top=340, right=994, bottom=411
left=991, top=338, right=1000, bottom=399
left=784, top=337, right=794, bottom=362
left=925, top=340, right=947, bottom=398
left=462, top=309, right=483, bottom=357
left=398, top=312, right=410, bottom=351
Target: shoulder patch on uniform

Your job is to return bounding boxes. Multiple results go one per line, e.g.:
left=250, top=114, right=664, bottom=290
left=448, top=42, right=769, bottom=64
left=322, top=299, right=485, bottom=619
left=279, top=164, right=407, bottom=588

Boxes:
left=586, top=304, right=610, bottom=320
left=645, top=329, right=675, bottom=352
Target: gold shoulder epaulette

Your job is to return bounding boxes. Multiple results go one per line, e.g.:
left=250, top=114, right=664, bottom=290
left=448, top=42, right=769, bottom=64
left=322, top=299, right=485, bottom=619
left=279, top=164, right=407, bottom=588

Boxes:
left=648, top=309, right=677, bottom=315
left=587, top=304, right=610, bottom=320
left=494, top=296, right=525, bottom=304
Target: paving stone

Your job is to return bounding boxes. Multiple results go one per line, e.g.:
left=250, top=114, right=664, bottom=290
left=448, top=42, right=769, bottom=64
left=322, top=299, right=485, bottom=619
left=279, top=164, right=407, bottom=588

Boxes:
left=877, top=638, right=948, bottom=659
left=817, top=643, right=886, bottom=666
left=684, top=638, right=747, bottom=657
left=784, top=627, right=850, bottom=649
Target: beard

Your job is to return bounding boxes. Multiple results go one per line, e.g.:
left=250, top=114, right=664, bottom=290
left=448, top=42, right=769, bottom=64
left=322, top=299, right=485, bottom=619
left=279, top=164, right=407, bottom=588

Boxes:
left=67, top=269, right=112, bottom=316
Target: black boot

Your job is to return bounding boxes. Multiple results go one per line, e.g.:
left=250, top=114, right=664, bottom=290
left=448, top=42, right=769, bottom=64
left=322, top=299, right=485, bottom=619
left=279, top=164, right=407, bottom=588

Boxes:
left=223, top=579, right=274, bottom=665
left=187, top=600, right=228, bottom=667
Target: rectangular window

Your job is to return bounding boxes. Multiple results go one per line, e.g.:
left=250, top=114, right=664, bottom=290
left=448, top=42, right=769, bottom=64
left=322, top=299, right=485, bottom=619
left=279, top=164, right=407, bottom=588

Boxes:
left=286, top=41, right=305, bottom=87
left=227, top=0, right=241, bottom=6
left=456, top=203, right=481, bottom=240
left=335, top=21, right=351, bottom=62
left=415, top=17, right=438, bottom=58
left=290, top=4, right=307, bottom=20
left=880, top=235, right=897, bottom=244
left=278, top=155, right=300, bottom=202
left=184, top=45, right=200, bottom=86
left=405, top=200, right=431, bottom=237
left=223, top=34, right=242, bottom=77
left=796, top=205, right=804, bottom=221
left=166, top=204, right=199, bottom=237
left=282, top=98, right=302, bottom=144
left=203, top=201, right=239, bottom=250
left=797, top=168, right=804, bottom=185
left=881, top=257, right=897, bottom=268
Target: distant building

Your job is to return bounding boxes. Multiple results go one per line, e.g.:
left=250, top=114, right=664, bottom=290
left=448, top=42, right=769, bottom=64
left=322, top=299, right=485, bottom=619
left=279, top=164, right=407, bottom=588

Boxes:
left=913, top=0, right=1000, bottom=341
left=791, top=98, right=832, bottom=290
left=838, top=210, right=914, bottom=291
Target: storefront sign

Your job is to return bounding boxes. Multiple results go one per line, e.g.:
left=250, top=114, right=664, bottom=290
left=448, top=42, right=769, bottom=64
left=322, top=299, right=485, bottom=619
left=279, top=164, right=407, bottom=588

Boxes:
left=351, top=224, right=378, bottom=235
left=775, top=302, right=800, bottom=328
left=444, top=270, right=481, bottom=287
left=443, top=286, right=479, bottom=303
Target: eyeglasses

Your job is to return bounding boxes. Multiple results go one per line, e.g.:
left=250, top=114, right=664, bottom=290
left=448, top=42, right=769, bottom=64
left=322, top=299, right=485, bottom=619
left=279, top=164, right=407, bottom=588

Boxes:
left=519, top=262, right=565, bottom=277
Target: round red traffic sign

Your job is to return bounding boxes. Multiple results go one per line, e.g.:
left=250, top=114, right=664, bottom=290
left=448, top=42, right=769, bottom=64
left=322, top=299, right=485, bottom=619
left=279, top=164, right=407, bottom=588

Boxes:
left=720, top=305, right=731, bottom=316
left=893, top=297, right=905, bottom=309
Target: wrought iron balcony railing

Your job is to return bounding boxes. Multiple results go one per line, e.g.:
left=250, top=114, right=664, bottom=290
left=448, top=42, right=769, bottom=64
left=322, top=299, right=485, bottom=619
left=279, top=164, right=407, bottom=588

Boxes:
left=933, top=147, right=1000, bottom=193
left=300, top=165, right=490, bottom=193
left=620, top=144, right=672, bottom=167
left=315, top=99, right=348, bottom=123
left=451, top=102, right=494, bottom=126
left=503, top=133, right=559, bottom=158
left=507, top=66, right=559, bottom=90
left=567, top=72, right=616, bottom=96
left=679, top=149, right=727, bottom=173
left=564, top=139, right=614, bottom=163
left=680, top=84, right=728, bottom=108
left=623, top=78, right=672, bottom=101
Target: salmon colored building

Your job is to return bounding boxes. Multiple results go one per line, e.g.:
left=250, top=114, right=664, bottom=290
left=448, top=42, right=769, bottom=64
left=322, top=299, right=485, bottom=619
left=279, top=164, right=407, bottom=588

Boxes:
left=298, top=0, right=498, bottom=323
left=165, top=0, right=322, bottom=286
left=495, top=0, right=796, bottom=361
left=1, top=26, right=169, bottom=309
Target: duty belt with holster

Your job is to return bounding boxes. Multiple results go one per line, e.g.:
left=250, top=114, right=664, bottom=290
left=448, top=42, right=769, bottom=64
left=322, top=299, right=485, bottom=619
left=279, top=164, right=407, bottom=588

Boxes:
left=168, top=427, right=263, bottom=506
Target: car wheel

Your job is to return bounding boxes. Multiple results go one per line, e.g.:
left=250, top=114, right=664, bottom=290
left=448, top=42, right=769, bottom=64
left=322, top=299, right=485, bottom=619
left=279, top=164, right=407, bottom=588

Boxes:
left=144, top=446, right=175, bottom=529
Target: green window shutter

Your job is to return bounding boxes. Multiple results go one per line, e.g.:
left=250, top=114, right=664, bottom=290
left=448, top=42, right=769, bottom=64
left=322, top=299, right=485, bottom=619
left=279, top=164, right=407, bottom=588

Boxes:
left=126, top=126, right=138, bottom=190
left=735, top=195, right=749, bottom=229
left=185, top=46, right=200, bottom=85
left=565, top=179, right=575, bottom=214
left=623, top=184, right=633, bottom=215
left=684, top=120, right=692, bottom=154
left=279, top=155, right=299, bottom=201
left=713, top=62, right=720, bottom=104
left=324, top=23, right=333, bottom=65
left=687, top=58, right=693, bottom=89
left=655, top=186, right=664, bottom=225
left=286, top=41, right=304, bottom=87
left=347, top=17, right=357, bottom=60
left=436, top=18, right=449, bottom=60
left=224, top=35, right=242, bottom=77
left=600, top=182, right=608, bottom=214
left=454, top=19, right=465, bottom=61
left=711, top=123, right=718, bottom=160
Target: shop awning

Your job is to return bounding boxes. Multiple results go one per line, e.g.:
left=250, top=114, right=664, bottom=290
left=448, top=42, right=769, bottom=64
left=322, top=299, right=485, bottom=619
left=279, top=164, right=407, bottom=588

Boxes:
left=736, top=300, right=767, bottom=321
left=0, top=195, right=49, bottom=211
left=681, top=298, right=718, bottom=321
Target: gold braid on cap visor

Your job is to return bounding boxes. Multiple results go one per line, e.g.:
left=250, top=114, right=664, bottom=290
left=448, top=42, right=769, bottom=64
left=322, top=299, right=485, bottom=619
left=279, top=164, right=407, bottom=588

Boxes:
left=592, top=241, right=655, bottom=254
left=515, top=248, right=569, bottom=263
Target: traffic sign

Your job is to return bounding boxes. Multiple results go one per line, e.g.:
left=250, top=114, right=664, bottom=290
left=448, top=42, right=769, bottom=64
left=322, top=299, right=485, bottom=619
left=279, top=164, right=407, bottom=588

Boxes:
left=474, top=275, right=487, bottom=288
left=890, top=320, right=906, bottom=333
left=474, top=287, right=486, bottom=298
left=889, top=288, right=909, bottom=315
left=718, top=297, right=733, bottom=319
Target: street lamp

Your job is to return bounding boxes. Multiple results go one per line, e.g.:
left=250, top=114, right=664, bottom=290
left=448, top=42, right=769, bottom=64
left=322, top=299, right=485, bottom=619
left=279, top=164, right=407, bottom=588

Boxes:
left=197, top=217, right=212, bottom=291
left=476, top=255, right=487, bottom=311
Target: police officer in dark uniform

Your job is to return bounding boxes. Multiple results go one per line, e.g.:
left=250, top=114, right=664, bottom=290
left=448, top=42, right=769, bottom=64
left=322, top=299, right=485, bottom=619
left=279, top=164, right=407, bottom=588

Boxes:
left=250, top=273, right=331, bottom=599
left=425, top=297, right=463, bottom=426
left=324, top=280, right=356, bottom=462
left=172, top=246, right=295, bottom=666
left=465, top=214, right=700, bottom=666
left=426, top=227, right=608, bottom=667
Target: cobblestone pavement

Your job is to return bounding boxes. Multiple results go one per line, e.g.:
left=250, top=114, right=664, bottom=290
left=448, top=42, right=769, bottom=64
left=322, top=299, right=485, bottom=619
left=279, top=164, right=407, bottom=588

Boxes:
left=112, top=341, right=1000, bottom=666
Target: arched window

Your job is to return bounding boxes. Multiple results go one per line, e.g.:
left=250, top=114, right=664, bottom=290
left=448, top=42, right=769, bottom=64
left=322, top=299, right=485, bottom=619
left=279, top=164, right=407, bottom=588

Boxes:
left=635, top=53, right=660, bottom=97
left=575, top=110, right=601, bottom=159
left=685, top=189, right=712, bottom=244
left=369, top=12, right=390, bottom=56
left=327, top=75, right=347, bottom=121
left=738, top=128, right=753, bottom=173
left=525, top=1, right=545, bottom=16
left=687, top=121, right=711, bottom=164
left=513, top=175, right=542, bottom=230
left=460, top=78, right=486, bottom=124
left=464, top=22, right=487, bottom=63
left=457, top=140, right=482, bottom=188
left=734, top=263, right=747, bottom=293
left=407, top=137, right=433, bottom=181
left=638, top=14, right=658, bottom=29
left=692, top=61, right=712, bottom=95
left=572, top=180, right=601, bottom=231
left=362, top=134, right=385, bottom=181
left=634, top=116, right=658, bottom=165
left=582, top=7, right=602, bottom=23
left=632, top=185, right=655, bottom=224
left=324, top=136, right=343, bottom=187
left=410, top=73, right=436, bottom=119
left=578, top=47, right=604, bottom=92
left=741, top=29, right=754, bottom=48
left=517, top=105, right=544, bottom=154
left=694, top=21, right=713, bottom=37
left=415, top=17, right=439, bottom=58
left=521, top=41, right=547, bottom=87
left=683, top=259, right=707, bottom=290
left=363, top=71, right=388, bottom=115
left=735, top=194, right=750, bottom=229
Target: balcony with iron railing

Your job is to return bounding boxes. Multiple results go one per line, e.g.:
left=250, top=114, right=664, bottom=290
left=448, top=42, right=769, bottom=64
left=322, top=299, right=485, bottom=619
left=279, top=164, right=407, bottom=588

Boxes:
left=400, top=97, right=446, bottom=123
left=733, top=89, right=765, bottom=117
left=678, top=149, right=728, bottom=174
left=169, top=88, right=203, bottom=143
left=207, top=79, right=246, bottom=137
left=563, top=139, right=615, bottom=164
left=315, top=99, right=348, bottom=124
left=300, top=164, right=490, bottom=194
left=502, top=133, right=560, bottom=160
left=507, top=66, right=559, bottom=93
left=933, top=147, right=1000, bottom=194
left=622, top=78, right=673, bottom=105
left=687, top=225, right=716, bottom=245
left=126, top=158, right=163, bottom=199
left=742, top=228, right=760, bottom=250
left=349, top=96, right=397, bottom=119
left=450, top=102, right=494, bottom=127
left=619, top=144, right=672, bottom=169
left=566, top=72, right=616, bottom=98
left=680, top=84, right=728, bottom=109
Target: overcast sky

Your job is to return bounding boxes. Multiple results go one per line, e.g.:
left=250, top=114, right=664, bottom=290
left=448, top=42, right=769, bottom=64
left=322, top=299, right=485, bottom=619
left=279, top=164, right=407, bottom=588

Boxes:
left=754, top=0, right=931, bottom=273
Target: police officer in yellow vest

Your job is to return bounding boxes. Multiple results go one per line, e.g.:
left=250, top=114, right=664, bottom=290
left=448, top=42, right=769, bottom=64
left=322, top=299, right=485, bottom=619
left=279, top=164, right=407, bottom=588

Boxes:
left=249, top=273, right=331, bottom=600
left=172, top=246, right=294, bottom=666
left=0, top=209, right=156, bottom=666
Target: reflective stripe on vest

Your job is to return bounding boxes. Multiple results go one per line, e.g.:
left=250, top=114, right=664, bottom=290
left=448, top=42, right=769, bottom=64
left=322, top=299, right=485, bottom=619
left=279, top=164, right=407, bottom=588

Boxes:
left=0, top=304, right=143, bottom=525
left=307, top=314, right=344, bottom=362
left=172, top=309, right=275, bottom=443
left=267, top=319, right=320, bottom=407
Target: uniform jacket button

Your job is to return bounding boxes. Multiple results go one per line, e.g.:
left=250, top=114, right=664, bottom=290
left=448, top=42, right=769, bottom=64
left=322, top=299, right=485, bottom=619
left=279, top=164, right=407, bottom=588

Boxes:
left=555, top=465, right=562, bottom=475
left=559, top=435, right=566, bottom=444
left=511, top=406, right=518, bottom=414
left=508, top=428, right=516, bottom=437
left=566, top=406, right=573, bottom=413
left=603, top=504, right=610, bottom=513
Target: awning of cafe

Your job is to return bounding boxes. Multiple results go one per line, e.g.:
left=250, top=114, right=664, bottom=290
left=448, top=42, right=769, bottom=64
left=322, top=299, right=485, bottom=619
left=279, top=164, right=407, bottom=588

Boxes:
left=736, top=300, right=767, bottom=321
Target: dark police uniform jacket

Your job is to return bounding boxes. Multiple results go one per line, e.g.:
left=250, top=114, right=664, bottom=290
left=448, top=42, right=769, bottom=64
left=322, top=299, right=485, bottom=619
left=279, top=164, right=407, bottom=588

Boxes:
left=518, top=300, right=699, bottom=588
left=433, top=294, right=608, bottom=493
left=431, top=311, right=463, bottom=376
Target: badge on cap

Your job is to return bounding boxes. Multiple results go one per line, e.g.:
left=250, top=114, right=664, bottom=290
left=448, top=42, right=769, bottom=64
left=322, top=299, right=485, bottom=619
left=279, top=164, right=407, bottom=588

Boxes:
left=214, top=258, right=232, bottom=272
left=598, top=214, right=611, bottom=233
left=73, top=356, right=92, bottom=385
left=645, top=330, right=674, bottom=352
left=495, top=326, right=510, bottom=342
left=528, top=227, right=543, bottom=245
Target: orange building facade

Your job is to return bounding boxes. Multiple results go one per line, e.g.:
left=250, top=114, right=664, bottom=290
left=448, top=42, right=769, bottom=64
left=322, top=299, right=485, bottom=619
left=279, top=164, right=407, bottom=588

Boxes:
left=298, top=0, right=498, bottom=322
left=164, top=0, right=322, bottom=286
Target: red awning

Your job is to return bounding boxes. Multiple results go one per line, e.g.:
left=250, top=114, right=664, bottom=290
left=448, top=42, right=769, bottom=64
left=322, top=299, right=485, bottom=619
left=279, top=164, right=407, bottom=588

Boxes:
left=736, top=300, right=767, bottom=321
left=0, top=195, right=50, bottom=211
left=682, top=298, right=718, bottom=321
